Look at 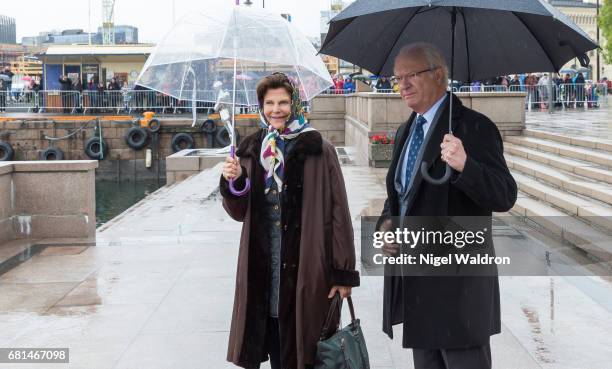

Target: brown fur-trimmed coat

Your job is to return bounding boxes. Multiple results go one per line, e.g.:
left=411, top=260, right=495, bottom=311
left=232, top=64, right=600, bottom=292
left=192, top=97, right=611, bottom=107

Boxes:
left=220, top=129, right=360, bottom=369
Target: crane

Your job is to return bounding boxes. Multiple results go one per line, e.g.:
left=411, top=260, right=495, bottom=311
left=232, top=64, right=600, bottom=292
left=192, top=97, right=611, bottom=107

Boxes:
left=102, top=0, right=117, bottom=45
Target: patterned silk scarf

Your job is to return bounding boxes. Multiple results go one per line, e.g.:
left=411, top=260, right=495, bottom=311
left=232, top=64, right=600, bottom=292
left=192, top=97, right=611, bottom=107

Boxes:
left=259, top=79, right=315, bottom=194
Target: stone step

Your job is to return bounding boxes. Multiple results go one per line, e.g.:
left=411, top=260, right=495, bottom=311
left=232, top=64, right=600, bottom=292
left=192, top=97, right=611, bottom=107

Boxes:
left=505, top=153, right=612, bottom=206
left=504, top=143, right=612, bottom=185
left=510, top=171, right=612, bottom=232
left=511, top=195, right=612, bottom=262
left=524, top=129, right=612, bottom=154
left=505, top=135, right=612, bottom=167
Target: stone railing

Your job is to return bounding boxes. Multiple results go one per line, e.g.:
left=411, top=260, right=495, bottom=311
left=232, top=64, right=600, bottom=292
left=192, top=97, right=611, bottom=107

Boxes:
left=343, top=92, right=527, bottom=166
left=0, top=161, right=98, bottom=246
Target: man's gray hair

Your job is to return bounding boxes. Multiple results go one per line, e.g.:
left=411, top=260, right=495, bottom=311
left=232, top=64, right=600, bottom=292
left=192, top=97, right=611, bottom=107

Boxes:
left=396, top=43, right=449, bottom=87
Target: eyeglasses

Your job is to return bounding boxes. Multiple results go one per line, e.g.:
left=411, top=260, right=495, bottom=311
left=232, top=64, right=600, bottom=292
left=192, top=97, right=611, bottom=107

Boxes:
left=395, top=66, right=440, bottom=83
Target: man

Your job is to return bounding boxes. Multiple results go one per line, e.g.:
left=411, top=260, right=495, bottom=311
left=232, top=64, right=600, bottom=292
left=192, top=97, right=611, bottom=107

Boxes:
left=58, top=75, right=73, bottom=113
left=3, top=67, right=14, bottom=98
left=377, top=43, right=517, bottom=369
left=376, top=76, right=393, bottom=92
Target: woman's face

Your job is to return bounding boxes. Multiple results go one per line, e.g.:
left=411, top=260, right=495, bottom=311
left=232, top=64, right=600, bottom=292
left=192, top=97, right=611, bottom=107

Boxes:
left=262, top=87, right=292, bottom=130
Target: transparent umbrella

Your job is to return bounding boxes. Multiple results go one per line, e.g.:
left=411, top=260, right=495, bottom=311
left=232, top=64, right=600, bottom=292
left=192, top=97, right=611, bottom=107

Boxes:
left=136, top=5, right=332, bottom=110
left=136, top=4, right=332, bottom=195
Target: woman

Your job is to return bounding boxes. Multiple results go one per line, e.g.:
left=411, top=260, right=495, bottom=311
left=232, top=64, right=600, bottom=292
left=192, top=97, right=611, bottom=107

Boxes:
left=121, top=81, right=131, bottom=113
left=220, top=73, right=359, bottom=369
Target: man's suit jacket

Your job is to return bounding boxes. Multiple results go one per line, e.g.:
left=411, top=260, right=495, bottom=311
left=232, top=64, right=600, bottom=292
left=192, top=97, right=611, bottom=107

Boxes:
left=379, top=92, right=517, bottom=349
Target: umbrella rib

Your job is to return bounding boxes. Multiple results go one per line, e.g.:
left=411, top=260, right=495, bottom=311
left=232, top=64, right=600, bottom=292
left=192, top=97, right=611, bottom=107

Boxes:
left=374, top=7, right=423, bottom=75
left=460, top=8, right=471, bottom=83
left=512, top=12, right=558, bottom=72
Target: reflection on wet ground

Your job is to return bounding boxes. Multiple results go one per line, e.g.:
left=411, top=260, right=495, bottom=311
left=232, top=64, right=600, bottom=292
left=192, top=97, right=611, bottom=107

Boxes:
left=526, top=105, right=612, bottom=140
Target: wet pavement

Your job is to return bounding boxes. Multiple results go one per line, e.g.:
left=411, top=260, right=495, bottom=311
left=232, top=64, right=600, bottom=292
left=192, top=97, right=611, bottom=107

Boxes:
left=0, top=151, right=611, bottom=368
left=526, top=104, right=612, bottom=140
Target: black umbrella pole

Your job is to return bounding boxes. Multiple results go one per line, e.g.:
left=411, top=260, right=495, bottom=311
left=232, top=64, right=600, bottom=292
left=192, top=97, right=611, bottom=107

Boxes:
left=421, top=7, right=455, bottom=186
left=449, top=8, right=456, bottom=134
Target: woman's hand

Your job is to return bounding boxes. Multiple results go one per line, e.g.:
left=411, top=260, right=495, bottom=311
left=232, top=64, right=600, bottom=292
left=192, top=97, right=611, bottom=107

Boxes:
left=223, top=156, right=242, bottom=181
left=328, top=285, right=352, bottom=299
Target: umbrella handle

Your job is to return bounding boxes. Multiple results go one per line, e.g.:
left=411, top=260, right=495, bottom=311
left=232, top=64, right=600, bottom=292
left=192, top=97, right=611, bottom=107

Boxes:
left=420, top=161, right=452, bottom=185
left=229, top=145, right=251, bottom=196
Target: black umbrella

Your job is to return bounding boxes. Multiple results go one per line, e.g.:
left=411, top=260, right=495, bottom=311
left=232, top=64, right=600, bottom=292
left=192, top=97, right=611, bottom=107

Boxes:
left=320, top=0, right=598, bottom=184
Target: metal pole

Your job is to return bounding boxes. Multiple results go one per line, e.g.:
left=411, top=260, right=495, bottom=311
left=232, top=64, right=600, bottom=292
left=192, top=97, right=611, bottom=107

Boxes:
left=88, top=0, right=92, bottom=45
left=548, top=72, right=554, bottom=113
left=597, top=0, right=601, bottom=81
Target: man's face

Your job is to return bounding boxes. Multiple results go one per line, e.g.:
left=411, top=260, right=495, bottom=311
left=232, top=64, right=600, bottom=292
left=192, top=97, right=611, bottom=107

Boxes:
left=393, top=54, right=444, bottom=113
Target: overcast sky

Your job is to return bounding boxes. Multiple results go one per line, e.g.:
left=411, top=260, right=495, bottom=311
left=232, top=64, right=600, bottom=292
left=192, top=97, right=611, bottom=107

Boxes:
left=2, top=0, right=336, bottom=43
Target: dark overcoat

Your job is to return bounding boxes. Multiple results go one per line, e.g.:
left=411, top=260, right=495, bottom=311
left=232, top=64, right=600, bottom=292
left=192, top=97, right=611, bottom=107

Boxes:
left=379, top=92, right=517, bottom=349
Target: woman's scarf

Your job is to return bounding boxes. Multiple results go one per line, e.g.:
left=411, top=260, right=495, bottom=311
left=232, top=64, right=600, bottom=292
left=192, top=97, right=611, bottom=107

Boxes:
left=259, top=78, right=315, bottom=194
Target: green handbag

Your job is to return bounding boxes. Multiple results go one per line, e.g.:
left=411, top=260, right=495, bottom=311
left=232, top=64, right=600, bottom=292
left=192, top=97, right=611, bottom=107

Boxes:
left=314, top=293, right=370, bottom=369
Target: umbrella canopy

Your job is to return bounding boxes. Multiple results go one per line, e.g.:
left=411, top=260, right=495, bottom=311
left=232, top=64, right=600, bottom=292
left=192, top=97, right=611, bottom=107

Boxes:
left=137, top=5, right=333, bottom=106
left=559, top=68, right=577, bottom=75
left=321, top=0, right=599, bottom=185
left=320, top=0, right=599, bottom=81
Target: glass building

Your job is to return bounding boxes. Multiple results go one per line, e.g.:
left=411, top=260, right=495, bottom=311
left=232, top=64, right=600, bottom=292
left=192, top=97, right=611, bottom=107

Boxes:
left=0, top=15, right=17, bottom=44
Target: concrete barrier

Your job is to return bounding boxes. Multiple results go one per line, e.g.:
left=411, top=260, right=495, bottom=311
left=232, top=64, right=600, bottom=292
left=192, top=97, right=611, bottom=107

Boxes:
left=0, top=160, right=97, bottom=246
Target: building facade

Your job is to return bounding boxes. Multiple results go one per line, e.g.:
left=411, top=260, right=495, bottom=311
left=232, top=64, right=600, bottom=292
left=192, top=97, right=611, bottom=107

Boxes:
left=550, top=0, right=611, bottom=80
left=22, top=25, right=138, bottom=46
left=0, top=15, right=17, bottom=44
left=36, top=44, right=153, bottom=89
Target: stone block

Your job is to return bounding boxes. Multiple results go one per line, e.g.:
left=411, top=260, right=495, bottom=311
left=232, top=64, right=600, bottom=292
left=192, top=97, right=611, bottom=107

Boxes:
left=12, top=171, right=95, bottom=216
left=367, top=98, right=388, bottom=128
left=0, top=174, right=13, bottom=220
left=0, top=218, right=14, bottom=245
left=166, top=172, right=176, bottom=186
left=174, top=171, right=197, bottom=183
left=386, top=98, right=412, bottom=124
left=470, top=94, right=525, bottom=127
left=166, top=154, right=200, bottom=171
left=312, top=95, right=347, bottom=113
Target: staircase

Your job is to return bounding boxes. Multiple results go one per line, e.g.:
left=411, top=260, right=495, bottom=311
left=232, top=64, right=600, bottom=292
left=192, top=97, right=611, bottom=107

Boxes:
left=503, top=130, right=612, bottom=262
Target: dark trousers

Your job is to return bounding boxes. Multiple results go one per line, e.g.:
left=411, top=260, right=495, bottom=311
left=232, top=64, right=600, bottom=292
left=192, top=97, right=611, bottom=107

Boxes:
left=412, top=343, right=491, bottom=369
left=249, top=317, right=314, bottom=369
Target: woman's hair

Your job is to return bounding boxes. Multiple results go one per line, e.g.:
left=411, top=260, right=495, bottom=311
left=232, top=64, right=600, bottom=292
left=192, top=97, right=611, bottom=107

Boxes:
left=256, top=73, right=294, bottom=107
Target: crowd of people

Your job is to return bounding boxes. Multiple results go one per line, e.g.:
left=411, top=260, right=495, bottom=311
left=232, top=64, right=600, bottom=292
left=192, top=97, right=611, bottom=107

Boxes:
left=327, top=71, right=610, bottom=110
left=2, top=64, right=610, bottom=114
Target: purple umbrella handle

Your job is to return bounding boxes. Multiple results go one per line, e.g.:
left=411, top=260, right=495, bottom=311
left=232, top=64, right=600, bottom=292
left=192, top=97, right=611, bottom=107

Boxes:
left=229, top=145, right=250, bottom=196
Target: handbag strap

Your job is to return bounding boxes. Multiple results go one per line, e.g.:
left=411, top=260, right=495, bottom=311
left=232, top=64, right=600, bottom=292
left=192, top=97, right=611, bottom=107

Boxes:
left=319, top=292, right=357, bottom=340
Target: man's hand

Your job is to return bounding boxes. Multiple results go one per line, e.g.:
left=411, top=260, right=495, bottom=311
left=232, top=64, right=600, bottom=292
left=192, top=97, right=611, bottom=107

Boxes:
left=440, top=134, right=467, bottom=172
left=382, top=242, right=400, bottom=257
left=222, top=156, right=242, bottom=181
left=328, top=285, right=352, bottom=299
left=379, top=218, right=399, bottom=257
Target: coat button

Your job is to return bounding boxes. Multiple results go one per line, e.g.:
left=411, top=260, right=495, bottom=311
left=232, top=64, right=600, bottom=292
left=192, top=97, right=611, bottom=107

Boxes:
left=275, top=221, right=281, bottom=227
left=283, top=224, right=288, bottom=231
left=274, top=205, right=279, bottom=210
left=282, top=263, right=287, bottom=269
